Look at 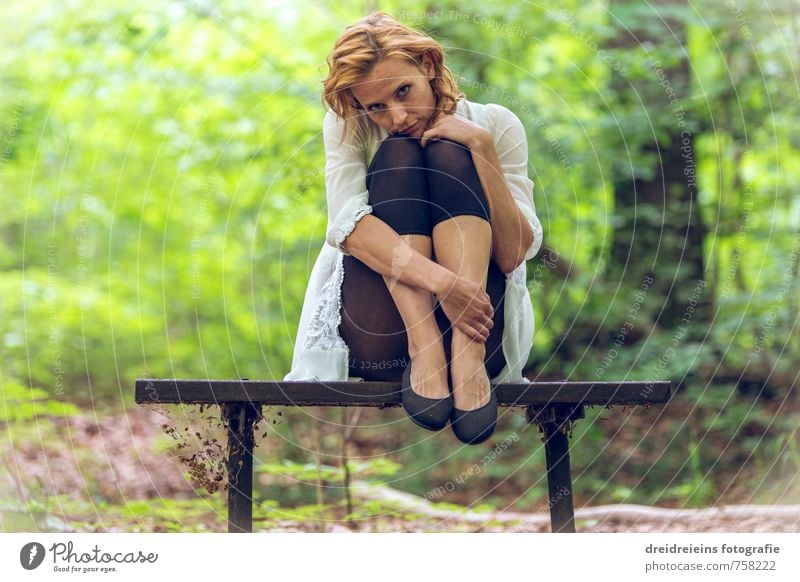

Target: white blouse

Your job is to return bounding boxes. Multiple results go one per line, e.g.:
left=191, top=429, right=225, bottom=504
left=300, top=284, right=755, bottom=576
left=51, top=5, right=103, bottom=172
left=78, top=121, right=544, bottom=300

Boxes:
left=284, top=97, right=544, bottom=383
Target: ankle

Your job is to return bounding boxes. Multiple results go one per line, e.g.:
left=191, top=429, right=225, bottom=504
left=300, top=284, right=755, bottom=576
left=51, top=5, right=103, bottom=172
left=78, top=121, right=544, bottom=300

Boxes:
left=407, top=332, right=445, bottom=360
left=451, top=333, right=486, bottom=362
left=450, top=335, right=488, bottom=391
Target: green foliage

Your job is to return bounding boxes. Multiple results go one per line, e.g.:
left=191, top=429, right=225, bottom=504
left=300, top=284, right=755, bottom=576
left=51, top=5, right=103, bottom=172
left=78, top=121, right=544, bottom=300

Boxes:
left=2, top=494, right=227, bottom=533
left=257, top=457, right=402, bottom=483
left=0, top=381, right=78, bottom=424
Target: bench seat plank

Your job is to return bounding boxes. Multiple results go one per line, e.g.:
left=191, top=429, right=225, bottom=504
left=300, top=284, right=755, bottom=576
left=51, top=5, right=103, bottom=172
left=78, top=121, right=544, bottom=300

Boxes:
left=135, top=379, right=671, bottom=406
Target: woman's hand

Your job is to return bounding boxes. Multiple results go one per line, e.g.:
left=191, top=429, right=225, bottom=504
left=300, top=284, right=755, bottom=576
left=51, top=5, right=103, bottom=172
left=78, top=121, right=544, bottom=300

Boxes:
left=420, top=111, right=491, bottom=150
left=433, top=270, right=495, bottom=343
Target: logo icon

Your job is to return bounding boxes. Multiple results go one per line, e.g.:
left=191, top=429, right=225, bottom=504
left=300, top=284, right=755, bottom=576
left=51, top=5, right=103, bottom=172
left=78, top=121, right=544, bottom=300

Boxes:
left=20, top=542, right=46, bottom=570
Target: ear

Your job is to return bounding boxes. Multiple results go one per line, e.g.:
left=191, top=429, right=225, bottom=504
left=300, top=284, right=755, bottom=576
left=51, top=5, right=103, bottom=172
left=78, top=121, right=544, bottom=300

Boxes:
left=421, top=52, right=435, bottom=81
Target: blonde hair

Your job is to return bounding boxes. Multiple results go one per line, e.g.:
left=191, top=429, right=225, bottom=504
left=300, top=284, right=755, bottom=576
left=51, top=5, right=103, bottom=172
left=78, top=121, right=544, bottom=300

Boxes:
left=321, top=10, right=465, bottom=145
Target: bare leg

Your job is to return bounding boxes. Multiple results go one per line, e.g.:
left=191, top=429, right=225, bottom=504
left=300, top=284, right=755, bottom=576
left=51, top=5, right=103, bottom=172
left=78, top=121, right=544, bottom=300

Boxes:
left=432, top=216, right=493, bottom=410
left=382, top=234, right=449, bottom=399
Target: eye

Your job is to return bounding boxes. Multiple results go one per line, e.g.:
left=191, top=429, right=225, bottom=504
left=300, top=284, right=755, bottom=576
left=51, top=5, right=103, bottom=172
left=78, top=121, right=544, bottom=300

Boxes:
left=369, top=85, right=411, bottom=112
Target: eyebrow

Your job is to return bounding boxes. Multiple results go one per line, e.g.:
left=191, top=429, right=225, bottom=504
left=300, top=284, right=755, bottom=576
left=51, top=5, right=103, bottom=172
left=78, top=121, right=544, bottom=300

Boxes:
left=363, top=80, right=409, bottom=109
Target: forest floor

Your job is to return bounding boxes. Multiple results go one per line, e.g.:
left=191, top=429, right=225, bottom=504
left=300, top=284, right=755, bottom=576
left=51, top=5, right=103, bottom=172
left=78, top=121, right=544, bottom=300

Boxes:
left=2, top=406, right=798, bottom=533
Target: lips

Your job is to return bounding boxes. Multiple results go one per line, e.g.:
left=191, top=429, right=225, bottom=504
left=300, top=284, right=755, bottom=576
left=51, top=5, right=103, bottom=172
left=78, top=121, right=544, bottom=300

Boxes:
left=399, top=121, right=418, bottom=135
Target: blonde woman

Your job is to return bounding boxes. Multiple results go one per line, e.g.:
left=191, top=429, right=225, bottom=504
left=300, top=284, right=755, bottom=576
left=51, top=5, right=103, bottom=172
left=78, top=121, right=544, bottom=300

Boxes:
left=285, top=11, right=543, bottom=445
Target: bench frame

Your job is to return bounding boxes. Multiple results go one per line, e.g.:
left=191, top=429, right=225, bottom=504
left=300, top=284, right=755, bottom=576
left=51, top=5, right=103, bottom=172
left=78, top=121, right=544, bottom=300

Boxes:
left=135, top=379, right=672, bottom=533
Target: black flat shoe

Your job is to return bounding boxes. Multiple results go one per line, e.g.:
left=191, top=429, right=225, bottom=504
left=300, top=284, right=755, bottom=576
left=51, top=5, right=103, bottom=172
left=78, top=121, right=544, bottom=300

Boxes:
left=401, top=361, right=453, bottom=431
left=450, top=372, right=497, bottom=445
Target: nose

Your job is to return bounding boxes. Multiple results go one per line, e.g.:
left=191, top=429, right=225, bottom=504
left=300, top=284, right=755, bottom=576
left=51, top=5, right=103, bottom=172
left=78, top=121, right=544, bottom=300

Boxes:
left=390, top=108, right=408, bottom=133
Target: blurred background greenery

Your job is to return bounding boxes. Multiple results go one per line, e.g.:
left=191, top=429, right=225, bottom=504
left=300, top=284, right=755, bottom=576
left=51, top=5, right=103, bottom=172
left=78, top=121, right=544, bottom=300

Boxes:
left=1, top=0, right=798, bottom=531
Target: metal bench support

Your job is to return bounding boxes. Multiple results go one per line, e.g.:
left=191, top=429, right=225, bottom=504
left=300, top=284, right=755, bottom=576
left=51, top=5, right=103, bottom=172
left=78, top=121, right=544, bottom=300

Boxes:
left=135, top=379, right=670, bottom=534
left=527, top=404, right=585, bottom=533
left=221, top=402, right=259, bottom=533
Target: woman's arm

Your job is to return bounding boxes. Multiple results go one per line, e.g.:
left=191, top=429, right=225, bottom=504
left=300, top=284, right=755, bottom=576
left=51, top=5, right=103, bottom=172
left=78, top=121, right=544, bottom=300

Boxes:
left=323, top=109, right=452, bottom=293
left=322, top=109, right=373, bottom=255
left=469, top=136, right=533, bottom=274
left=342, top=215, right=494, bottom=342
left=468, top=105, right=543, bottom=274
left=323, top=110, right=493, bottom=340
left=341, top=214, right=451, bottom=294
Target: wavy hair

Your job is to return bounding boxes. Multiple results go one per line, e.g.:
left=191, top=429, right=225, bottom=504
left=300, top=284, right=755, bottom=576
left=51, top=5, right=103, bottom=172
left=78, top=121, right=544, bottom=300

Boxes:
left=321, top=10, right=465, bottom=146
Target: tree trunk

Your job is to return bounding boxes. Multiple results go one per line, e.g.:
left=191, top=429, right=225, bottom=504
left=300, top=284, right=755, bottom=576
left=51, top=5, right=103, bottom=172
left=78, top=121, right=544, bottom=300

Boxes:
left=605, top=0, right=710, bottom=332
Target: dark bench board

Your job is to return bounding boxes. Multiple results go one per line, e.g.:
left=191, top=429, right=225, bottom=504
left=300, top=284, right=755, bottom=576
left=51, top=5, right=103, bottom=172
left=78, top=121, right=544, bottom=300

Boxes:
left=135, top=379, right=672, bottom=533
left=136, top=379, right=671, bottom=406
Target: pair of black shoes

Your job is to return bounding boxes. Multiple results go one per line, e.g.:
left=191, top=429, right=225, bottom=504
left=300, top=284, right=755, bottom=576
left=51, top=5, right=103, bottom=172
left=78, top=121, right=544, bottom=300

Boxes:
left=401, top=360, right=497, bottom=445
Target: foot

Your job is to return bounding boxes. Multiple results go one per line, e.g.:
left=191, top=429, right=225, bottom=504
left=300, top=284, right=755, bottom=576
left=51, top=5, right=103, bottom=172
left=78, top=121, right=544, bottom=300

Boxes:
left=450, top=331, right=491, bottom=410
left=407, top=336, right=450, bottom=399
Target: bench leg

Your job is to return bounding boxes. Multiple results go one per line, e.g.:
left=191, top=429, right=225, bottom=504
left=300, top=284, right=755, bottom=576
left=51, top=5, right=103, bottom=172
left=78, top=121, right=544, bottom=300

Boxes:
left=526, top=404, right=584, bottom=533
left=221, top=402, right=260, bottom=533
left=542, top=420, right=575, bottom=532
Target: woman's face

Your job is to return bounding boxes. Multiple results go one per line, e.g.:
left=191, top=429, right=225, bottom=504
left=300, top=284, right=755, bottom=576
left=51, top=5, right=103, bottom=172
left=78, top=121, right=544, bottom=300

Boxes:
left=350, top=53, right=437, bottom=138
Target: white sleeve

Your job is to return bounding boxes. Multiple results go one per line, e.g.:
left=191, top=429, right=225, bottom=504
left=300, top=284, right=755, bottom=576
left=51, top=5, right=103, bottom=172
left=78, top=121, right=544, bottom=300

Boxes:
left=322, top=109, right=373, bottom=256
left=487, top=103, right=544, bottom=261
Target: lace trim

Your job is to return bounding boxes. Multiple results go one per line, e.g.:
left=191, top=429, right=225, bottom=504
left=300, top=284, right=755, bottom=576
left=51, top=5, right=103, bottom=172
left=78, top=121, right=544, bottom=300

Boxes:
left=334, top=203, right=373, bottom=251
left=303, top=203, right=373, bottom=353
left=509, top=265, right=526, bottom=334
left=302, top=251, right=347, bottom=352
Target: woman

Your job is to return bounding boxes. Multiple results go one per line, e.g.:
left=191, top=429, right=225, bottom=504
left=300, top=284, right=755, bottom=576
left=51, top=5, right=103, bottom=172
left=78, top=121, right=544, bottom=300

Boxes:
left=284, top=11, right=543, bottom=445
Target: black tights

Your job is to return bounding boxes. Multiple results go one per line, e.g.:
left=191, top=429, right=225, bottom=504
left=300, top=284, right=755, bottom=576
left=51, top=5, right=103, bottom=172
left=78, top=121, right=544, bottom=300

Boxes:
left=338, top=134, right=507, bottom=381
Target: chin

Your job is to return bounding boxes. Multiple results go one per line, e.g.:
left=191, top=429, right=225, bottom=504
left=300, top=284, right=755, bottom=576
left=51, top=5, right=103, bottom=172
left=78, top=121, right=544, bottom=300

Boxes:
left=394, top=124, right=420, bottom=138
left=409, top=120, right=428, bottom=137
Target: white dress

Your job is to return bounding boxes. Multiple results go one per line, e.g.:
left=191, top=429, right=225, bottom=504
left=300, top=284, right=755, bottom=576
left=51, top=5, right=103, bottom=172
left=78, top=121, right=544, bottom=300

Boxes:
left=284, top=97, right=544, bottom=383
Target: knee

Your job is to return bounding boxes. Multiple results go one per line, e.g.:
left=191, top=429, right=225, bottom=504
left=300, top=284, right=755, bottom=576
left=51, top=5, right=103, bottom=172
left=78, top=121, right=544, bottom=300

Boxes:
left=423, top=138, right=489, bottom=226
left=367, top=135, right=432, bottom=235
left=422, top=138, right=474, bottom=176
left=372, top=133, right=425, bottom=170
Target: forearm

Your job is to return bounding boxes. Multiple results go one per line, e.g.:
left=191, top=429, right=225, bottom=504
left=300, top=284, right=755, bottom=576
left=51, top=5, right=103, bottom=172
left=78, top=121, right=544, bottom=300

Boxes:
left=470, top=134, right=534, bottom=273
left=341, top=214, right=453, bottom=295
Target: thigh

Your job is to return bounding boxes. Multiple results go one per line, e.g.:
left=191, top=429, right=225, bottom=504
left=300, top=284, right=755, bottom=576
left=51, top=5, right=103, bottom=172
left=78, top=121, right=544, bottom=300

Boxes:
left=338, top=254, right=409, bottom=381
left=435, top=258, right=507, bottom=378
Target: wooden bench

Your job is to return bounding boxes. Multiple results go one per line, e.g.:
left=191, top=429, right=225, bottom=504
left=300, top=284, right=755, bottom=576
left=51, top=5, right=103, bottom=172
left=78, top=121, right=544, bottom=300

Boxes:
left=134, top=379, right=672, bottom=533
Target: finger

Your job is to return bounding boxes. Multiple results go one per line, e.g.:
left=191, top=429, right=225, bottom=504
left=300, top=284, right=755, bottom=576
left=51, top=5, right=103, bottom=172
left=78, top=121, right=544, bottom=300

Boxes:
left=471, top=308, right=489, bottom=326
left=475, top=324, right=490, bottom=342
left=461, top=322, right=484, bottom=342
